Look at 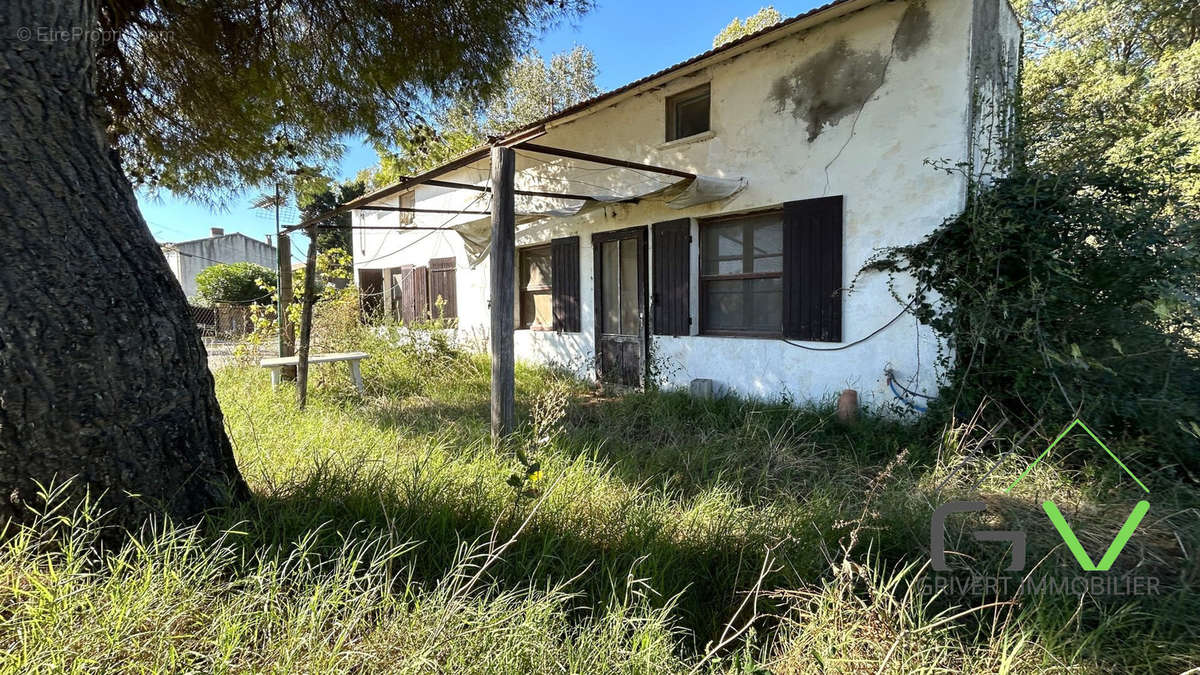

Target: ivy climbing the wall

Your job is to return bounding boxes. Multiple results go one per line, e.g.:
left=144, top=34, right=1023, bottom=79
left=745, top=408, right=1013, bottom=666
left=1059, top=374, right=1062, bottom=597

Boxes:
left=867, top=166, right=1200, bottom=477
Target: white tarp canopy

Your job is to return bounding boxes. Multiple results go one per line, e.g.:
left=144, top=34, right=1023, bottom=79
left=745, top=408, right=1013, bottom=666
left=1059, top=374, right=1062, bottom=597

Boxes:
left=454, top=174, right=746, bottom=266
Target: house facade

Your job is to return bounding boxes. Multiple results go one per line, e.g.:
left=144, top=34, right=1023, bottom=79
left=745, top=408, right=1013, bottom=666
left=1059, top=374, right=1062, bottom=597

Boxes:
left=350, top=0, right=1021, bottom=408
left=161, top=228, right=278, bottom=300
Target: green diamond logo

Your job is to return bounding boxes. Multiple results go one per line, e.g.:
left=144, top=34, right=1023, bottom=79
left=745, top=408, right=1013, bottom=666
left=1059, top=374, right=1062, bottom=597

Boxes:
left=1007, top=419, right=1150, bottom=572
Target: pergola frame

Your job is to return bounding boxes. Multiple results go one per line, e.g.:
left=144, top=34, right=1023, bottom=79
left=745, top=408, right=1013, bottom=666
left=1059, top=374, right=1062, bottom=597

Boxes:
left=287, top=141, right=697, bottom=439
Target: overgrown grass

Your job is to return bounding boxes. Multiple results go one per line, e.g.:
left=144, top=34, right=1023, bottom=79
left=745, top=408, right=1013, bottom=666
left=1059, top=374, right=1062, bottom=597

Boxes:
left=1, top=327, right=1197, bottom=672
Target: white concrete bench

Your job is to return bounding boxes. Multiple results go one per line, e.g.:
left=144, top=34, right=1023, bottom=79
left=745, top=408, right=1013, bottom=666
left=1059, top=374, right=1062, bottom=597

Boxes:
left=260, top=352, right=370, bottom=393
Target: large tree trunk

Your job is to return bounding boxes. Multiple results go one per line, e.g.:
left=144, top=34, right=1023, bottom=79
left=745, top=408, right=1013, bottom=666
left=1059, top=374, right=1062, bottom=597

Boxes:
left=0, top=2, right=247, bottom=527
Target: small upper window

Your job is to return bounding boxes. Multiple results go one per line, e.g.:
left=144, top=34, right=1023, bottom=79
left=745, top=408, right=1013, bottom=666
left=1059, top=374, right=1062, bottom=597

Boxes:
left=666, top=84, right=710, bottom=141
left=398, top=191, right=414, bottom=224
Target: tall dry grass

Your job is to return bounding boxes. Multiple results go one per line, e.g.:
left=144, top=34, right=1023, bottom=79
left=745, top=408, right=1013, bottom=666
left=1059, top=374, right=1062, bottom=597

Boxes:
left=1, top=315, right=1196, bottom=673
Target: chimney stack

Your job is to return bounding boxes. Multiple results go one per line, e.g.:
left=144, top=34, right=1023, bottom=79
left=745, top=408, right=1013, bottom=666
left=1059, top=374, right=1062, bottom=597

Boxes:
left=210, top=227, right=224, bottom=237
left=265, top=234, right=273, bottom=246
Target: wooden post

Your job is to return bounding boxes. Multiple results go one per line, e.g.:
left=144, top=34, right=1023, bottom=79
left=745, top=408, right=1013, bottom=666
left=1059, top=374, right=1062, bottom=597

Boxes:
left=489, top=146, right=516, bottom=440
left=276, top=233, right=295, bottom=381
left=296, top=227, right=318, bottom=410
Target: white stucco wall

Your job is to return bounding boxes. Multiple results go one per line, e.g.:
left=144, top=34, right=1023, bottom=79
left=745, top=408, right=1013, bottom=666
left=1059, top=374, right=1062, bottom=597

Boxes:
left=352, top=0, right=1020, bottom=411
left=163, top=233, right=278, bottom=300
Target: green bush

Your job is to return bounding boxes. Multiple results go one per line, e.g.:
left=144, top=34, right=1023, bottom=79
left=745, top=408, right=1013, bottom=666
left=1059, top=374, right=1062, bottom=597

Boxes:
left=194, top=261, right=277, bottom=305
left=867, top=167, right=1200, bottom=476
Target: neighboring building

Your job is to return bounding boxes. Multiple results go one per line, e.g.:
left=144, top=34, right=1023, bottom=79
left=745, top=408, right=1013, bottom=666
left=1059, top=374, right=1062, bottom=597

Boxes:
left=349, top=0, right=1021, bottom=407
left=161, top=228, right=278, bottom=300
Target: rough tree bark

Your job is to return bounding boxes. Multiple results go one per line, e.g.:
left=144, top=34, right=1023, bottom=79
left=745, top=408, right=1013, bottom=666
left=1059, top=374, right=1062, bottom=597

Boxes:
left=0, top=2, right=248, bottom=527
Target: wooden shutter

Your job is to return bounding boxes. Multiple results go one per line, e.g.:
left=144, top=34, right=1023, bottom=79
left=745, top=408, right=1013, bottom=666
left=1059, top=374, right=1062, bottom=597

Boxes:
left=428, top=257, right=457, bottom=319
left=652, top=219, right=691, bottom=336
left=782, top=196, right=843, bottom=342
left=550, top=236, right=580, bottom=332
left=399, top=265, right=415, bottom=322
left=412, top=266, right=430, bottom=320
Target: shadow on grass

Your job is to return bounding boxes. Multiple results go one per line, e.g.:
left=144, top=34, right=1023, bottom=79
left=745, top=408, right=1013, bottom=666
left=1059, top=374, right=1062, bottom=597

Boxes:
left=340, top=370, right=934, bottom=508
left=220, top=459, right=845, bottom=646
left=215, top=365, right=1199, bottom=669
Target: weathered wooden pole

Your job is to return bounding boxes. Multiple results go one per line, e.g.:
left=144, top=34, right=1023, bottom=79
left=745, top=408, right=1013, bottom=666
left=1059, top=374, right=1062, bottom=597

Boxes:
left=276, top=233, right=295, bottom=381
left=296, top=227, right=319, bottom=409
left=489, top=146, right=516, bottom=440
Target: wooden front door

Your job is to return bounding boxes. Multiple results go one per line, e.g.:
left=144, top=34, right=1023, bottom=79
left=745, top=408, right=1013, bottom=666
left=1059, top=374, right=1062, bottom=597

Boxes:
left=593, top=227, right=647, bottom=387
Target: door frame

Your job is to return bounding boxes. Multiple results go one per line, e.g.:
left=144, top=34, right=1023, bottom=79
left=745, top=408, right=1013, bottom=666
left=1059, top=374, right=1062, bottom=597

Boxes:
left=357, top=268, right=384, bottom=320
left=591, top=226, right=648, bottom=387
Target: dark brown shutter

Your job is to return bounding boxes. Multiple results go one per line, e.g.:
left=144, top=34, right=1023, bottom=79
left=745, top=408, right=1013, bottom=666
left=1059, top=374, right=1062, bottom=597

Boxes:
left=652, top=218, right=690, bottom=336
left=551, top=236, right=580, bottom=332
left=782, top=196, right=843, bottom=342
left=428, top=257, right=457, bottom=319
left=412, top=266, right=430, bottom=320
left=399, top=265, right=416, bottom=322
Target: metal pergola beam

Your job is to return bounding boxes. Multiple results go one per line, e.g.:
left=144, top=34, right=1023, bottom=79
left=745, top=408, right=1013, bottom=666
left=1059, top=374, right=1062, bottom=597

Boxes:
left=422, top=178, right=598, bottom=203
left=316, top=225, right=462, bottom=231
left=355, top=205, right=491, bottom=215
left=516, top=142, right=696, bottom=179
left=283, top=146, right=492, bottom=233
left=287, top=142, right=689, bottom=235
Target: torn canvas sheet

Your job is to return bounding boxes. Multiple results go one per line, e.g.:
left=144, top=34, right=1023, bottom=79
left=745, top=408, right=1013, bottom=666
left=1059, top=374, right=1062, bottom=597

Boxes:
left=454, top=174, right=746, bottom=266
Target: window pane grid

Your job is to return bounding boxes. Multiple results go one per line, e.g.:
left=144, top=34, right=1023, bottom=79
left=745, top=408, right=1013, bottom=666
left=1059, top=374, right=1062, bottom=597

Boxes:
left=699, top=212, right=783, bottom=335
left=599, top=238, right=641, bottom=337
left=519, top=245, right=552, bottom=329
left=666, top=84, right=711, bottom=141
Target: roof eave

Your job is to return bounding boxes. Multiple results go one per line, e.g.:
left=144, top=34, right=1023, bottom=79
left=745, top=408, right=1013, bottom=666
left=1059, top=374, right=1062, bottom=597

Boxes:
left=345, top=0, right=882, bottom=213
left=493, top=0, right=881, bottom=143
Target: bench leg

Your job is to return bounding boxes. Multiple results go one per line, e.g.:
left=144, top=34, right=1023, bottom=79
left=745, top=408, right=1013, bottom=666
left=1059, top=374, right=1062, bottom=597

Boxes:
left=349, top=361, right=365, bottom=393
left=270, top=367, right=281, bottom=388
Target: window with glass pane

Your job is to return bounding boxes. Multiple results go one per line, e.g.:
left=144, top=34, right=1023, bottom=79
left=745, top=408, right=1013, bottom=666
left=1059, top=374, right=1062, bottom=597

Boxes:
left=398, top=191, right=414, bottom=224
left=519, top=245, right=552, bottom=329
left=666, top=84, right=710, bottom=141
left=598, top=237, right=641, bottom=336
left=699, top=212, right=783, bottom=334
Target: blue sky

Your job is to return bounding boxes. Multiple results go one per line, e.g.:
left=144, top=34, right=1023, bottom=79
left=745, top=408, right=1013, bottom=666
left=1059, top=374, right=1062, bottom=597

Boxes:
left=138, top=0, right=826, bottom=255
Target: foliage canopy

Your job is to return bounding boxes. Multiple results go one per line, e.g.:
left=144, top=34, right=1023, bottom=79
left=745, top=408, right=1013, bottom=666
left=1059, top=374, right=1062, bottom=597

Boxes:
left=295, top=177, right=368, bottom=253
left=366, top=47, right=599, bottom=187
left=96, top=0, right=590, bottom=198
left=1015, top=0, right=1200, bottom=205
left=713, top=6, right=783, bottom=48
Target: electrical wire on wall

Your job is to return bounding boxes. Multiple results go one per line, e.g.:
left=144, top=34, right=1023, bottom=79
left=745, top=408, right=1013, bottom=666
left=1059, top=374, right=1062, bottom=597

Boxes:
left=779, top=295, right=918, bottom=352
left=885, top=367, right=930, bottom=413
left=776, top=291, right=936, bottom=411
